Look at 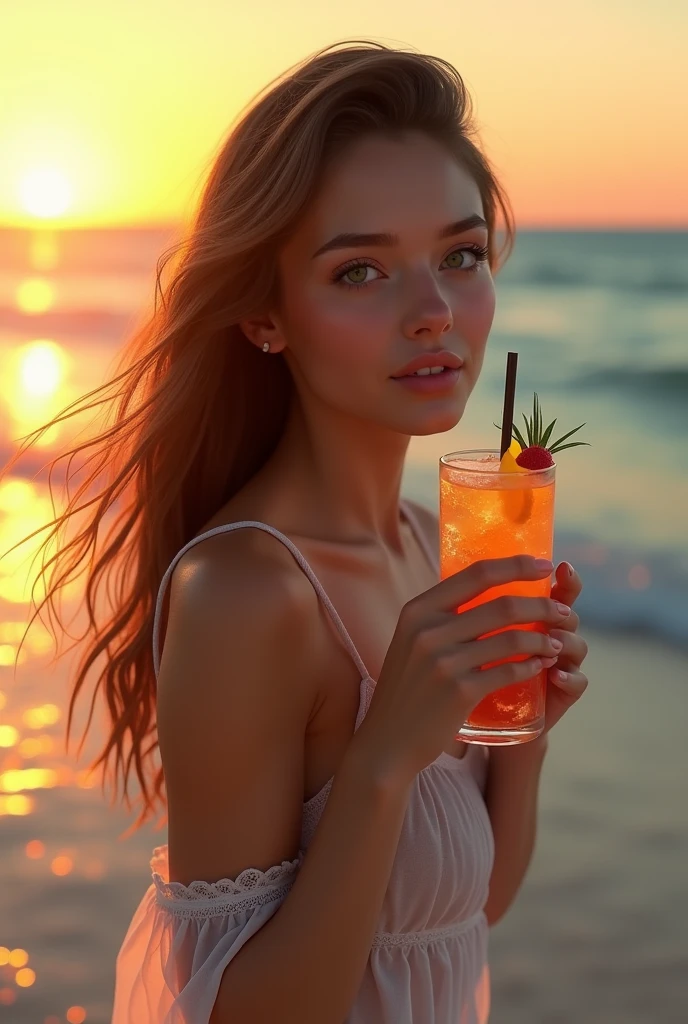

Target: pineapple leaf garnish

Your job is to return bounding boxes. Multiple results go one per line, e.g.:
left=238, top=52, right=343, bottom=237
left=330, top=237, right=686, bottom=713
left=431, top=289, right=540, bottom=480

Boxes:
left=540, top=418, right=557, bottom=449
left=513, top=422, right=527, bottom=449
left=495, top=392, right=590, bottom=455
left=549, top=441, right=589, bottom=453
left=547, top=421, right=589, bottom=452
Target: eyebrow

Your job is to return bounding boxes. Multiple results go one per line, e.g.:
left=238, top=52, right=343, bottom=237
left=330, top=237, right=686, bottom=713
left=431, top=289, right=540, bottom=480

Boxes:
left=311, top=214, right=488, bottom=260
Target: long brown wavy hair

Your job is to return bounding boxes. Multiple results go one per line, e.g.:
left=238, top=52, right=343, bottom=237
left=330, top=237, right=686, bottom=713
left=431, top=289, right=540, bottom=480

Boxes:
left=1, top=39, right=515, bottom=832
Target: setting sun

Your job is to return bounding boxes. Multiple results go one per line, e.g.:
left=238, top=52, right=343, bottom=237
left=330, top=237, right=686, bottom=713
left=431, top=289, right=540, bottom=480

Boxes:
left=18, top=168, right=73, bottom=219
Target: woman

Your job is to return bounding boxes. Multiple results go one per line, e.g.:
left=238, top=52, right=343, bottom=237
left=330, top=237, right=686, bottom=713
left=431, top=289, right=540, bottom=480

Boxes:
left=9, top=40, right=589, bottom=1024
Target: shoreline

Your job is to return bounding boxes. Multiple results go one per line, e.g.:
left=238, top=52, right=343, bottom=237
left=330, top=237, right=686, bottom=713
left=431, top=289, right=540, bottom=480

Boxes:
left=1, top=625, right=686, bottom=1022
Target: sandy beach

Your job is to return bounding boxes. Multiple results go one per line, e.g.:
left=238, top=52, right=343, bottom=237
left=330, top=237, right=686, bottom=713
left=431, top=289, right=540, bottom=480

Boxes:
left=488, top=626, right=688, bottom=1023
left=1, top=624, right=686, bottom=1022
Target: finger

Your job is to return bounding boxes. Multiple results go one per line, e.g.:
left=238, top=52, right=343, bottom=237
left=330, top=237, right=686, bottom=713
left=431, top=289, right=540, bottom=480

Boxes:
left=551, top=609, right=580, bottom=634
left=550, top=561, right=583, bottom=608
left=464, top=627, right=563, bottom=668
left=549, top=667, right=588, bottom=699
left=548, top=628, right=588, bottom=666
left=435, top=555, right=554, bottom=613
left=440, top=593, right=572, bottom=643
left=465, top=655, right=554, bottom=703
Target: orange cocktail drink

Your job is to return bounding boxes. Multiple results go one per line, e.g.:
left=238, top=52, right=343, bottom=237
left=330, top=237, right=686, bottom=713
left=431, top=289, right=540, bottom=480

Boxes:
left=439, top=449, right=556, bottom=744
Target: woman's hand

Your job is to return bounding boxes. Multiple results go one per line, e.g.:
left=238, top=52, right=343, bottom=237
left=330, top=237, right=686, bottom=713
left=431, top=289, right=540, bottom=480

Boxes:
left=351, top=555, right=570, bottom=786
left=541, top=560, right=589, bottom=735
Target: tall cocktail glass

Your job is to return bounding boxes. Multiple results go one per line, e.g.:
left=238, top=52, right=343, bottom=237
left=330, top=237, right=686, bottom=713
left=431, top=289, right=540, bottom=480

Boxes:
left=439, top=448, right=556, bottom=744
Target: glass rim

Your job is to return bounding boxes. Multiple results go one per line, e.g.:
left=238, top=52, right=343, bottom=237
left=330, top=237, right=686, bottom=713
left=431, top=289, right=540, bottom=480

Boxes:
left=440, top=448, right=556, bottom=475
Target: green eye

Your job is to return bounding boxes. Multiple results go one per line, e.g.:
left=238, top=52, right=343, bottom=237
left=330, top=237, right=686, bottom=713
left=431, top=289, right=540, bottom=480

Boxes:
left=333, top=244, right=488, bottom=290
left=345, top=266, right=368, bottom=285
left=445, top=250, right=471, bottom=268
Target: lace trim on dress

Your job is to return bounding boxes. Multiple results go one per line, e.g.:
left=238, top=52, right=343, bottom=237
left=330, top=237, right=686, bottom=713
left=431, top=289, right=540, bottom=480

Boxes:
left=153, top=880, right=299, bottom=920
left=371, top=912, right=485, bottom=950
left=150, top=845, right=304, bottom=918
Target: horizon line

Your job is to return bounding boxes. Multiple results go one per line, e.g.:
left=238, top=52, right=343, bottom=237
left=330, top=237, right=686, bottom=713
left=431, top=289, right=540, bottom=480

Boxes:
left=1, top=221, right=688, bottom=234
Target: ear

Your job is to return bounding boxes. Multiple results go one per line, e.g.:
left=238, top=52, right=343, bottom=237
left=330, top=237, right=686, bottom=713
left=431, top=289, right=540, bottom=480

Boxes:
left=239, top=314, right=286, bottom=354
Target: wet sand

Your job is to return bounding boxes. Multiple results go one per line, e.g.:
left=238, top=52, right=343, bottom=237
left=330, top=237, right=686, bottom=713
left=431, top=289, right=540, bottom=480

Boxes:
left=1, top=625, right=686, bottom=1022
left=489, top=627, right=688, bottom=1023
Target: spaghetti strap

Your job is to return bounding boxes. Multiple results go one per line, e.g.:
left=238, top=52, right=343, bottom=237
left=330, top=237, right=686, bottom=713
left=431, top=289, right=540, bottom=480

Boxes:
left=152, top=501, right=438, bottom=683
left=151, top=521, right=371, bottom=682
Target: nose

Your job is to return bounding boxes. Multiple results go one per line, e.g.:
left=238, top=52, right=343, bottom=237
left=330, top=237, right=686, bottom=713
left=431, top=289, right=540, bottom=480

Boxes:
left=400, top=283, right=454, bottom=340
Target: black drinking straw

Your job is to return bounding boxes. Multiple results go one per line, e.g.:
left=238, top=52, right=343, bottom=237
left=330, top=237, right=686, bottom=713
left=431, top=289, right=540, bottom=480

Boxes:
left=500, top=352, right=518, bottom=458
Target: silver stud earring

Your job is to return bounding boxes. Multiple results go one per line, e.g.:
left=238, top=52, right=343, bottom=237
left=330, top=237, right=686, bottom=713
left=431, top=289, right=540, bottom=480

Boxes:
left=262, top=342, right=270, bottom=353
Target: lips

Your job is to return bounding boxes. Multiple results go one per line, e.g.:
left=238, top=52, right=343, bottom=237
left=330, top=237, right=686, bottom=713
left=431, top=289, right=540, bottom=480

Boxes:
left=390, top=366, right=462, bottom=394
left=399, top=366, right=451, bottom=378
left=391, top=350, right=463, bottom=378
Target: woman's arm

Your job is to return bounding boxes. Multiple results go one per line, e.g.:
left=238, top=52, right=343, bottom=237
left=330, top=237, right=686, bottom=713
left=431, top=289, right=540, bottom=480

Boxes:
left=213, top=745, right=413, bottom=1024
left=482, top=737, right=548, bottom=926
left=158, top=530, right=414, bottom=1024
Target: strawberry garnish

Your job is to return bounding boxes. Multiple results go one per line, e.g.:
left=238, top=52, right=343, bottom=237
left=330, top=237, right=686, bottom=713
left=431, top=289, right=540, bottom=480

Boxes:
left=515, top=445, right=555, bottom=469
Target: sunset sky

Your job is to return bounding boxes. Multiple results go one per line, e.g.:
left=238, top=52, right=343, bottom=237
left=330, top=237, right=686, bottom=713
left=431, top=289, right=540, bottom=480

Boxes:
left=1, top=0, right=686, bottom=229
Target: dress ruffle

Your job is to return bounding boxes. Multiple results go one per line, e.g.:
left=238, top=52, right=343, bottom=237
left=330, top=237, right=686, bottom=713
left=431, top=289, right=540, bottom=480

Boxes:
left=112, top=846, right=303, bottom=1023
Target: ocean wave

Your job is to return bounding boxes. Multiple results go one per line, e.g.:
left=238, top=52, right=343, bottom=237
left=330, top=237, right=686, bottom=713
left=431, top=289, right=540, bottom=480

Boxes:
left=573, top=585, right=688, bottom=649
left=507, top=266, right=688, bottom=293
left=573, top=365, right=688, bottom=398
left=554, top=533, right=688, bottom=651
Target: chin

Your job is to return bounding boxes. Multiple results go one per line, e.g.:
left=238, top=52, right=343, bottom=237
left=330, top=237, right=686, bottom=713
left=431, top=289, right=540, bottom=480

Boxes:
left=414, top=408, right=463, bottom=435
left=391, top=399, right=465, bottom=437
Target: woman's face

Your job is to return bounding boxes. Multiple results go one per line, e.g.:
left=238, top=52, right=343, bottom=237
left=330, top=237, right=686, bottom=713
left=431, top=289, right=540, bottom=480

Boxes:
left=274, top=130, right=496, bottom=437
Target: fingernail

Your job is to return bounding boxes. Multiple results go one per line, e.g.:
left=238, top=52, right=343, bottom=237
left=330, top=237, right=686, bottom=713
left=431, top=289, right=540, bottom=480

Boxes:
left=542, top=656, right=558, bottom=667
left=554, top=669, right=568, bottom=682
left=556, top=603, right=571, bottom=616
left=550, top=638, right=564, bottom=652
left=563, top=562, right=574, bottom=577
left=536, top=559, right=554, bottom=572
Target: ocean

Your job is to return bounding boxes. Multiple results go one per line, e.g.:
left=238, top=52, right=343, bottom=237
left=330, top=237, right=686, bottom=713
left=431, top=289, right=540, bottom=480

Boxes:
left=0, top=227, right=686, bottom=1022
left=3, top=226, right=685, bottom=646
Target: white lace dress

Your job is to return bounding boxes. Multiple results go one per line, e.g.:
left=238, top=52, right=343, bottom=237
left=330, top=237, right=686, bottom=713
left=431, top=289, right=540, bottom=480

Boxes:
left=112, top=502, right=495, bottom=1023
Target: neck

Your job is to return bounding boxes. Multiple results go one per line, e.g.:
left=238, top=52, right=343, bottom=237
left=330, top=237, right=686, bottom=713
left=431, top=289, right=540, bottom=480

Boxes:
left=254, top=395, right=412, bottom=550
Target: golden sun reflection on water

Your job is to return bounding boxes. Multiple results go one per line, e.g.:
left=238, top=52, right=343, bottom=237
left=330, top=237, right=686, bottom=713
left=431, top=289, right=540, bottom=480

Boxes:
left=0, top=511, right=106, bottom=1019
left=22, top=704, right=61, bottom=729
left=0, top=725, right=19, bottom=747
left=0, top=768, right=59, bottom=792
left=0, top=477, right=81, bottom=608
left=0, top=288, right=102, bottom=1024
left=0, top=794, right=34, bottom=815
left=51, top=855, right=74, bottom=877
left=0, top=452, right=102, bottom=1016
left=15, top=278, right=56, bottom=315
left=0, top=645, right=16, bottom=666
left=0, top=337, right=72, bottom=448
left=18, top=735, right=54, bottom=758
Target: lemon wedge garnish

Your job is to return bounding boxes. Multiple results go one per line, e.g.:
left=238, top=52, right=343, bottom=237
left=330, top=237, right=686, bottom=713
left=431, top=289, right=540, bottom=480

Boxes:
left=499, top=438, right=525, bottom=473
left=499, top=438, right=533, bottom=523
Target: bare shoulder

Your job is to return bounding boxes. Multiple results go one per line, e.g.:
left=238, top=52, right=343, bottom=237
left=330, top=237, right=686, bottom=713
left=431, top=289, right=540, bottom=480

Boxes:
left=155, top=526, right=326, bottom=886
left=159, top=526, right=323, bottom=714
left=165, top=524, right=319, bottom=633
